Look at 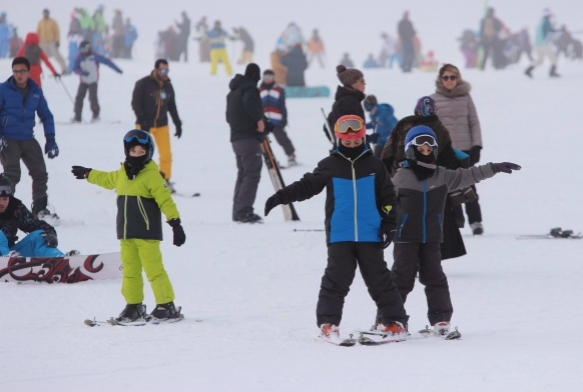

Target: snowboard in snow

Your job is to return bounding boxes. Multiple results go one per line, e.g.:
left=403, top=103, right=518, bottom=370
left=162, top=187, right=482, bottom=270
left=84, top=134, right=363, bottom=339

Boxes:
left=285, top=86, right=330, bottom=98
left=0, top=253, right=121, bottom=284
left=261, top=136, right=300, bottom=221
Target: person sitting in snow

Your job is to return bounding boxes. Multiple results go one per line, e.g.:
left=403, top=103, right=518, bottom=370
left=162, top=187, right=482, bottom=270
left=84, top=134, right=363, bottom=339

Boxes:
left=0, top=174, right=75, bottom=257
left=264, top=115, right=409, bottom=343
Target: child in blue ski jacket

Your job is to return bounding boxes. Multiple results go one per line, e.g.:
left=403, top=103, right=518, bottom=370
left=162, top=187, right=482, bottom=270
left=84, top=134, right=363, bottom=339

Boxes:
left=364, top=95, right=398, bottom=158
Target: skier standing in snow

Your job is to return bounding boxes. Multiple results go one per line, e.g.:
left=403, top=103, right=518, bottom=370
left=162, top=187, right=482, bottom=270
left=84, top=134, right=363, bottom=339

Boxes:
left=111, top=9, right=125, bottom=58
left=36, top=9, right=68, bottom=75
left=307, top=29, right=325, bottom=68
left=264, top=115, right=409, bottom=340
left=131, top=59, right=182, bottom=192
left=363, top=95, right=398, bottom=158
left=226, top=63, right=266, bottom=224
left=204, top=20, right=234, bottom=75
left=479, top=7, right=504, bottom=70
left=325, top=65, right=366, bottom=143
left=16, top=33, right=60, bottom=87
left=280, top=43, right=308, bottom=87
left=390, top=125, right=520, bottom=335
left=0, top=12, right=12, bottom=58
left=233, top=27, right=254, bottom=64
left=382, top=96, right=467, bottom=260
left=0, top=57, right=59, bottom=220
left=397, top=11, right=416, bottom=73
left=72, top=40, right=123, bottom=123
left=259, top=69, right=297, bottom=166
left=175, top=11, right=191, bottom=62
left=525, top=9, right=561, bottom=78
left=431, top=64, right=484, bottom=234
left=71, top=129, right=186, bottom=322
left=0, top=174, right=74, bottom=257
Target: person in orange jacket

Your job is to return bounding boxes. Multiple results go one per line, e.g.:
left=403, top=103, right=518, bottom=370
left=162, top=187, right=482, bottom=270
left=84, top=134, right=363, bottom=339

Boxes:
left=16, top=33, right=60, bottom=87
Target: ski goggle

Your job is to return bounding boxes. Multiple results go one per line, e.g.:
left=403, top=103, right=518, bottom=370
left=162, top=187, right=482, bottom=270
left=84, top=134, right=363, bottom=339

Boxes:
left=124, top=132, right=150, bottom=145
left=410, top=135, right=437, bottom=147
left=335, top=118, right=364, bottom=134
left=0, top=184, right=13, bottom=197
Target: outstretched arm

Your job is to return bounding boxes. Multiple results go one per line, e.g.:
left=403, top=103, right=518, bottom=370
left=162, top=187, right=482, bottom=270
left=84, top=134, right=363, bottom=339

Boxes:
left=95, top=54, right=122, bottom=73
left=87, top=168, right=120, bottom=190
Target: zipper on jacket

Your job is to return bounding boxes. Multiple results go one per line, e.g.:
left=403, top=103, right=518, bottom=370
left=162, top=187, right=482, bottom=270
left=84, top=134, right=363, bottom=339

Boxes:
left=422, top=179, right=427, bottom=243
left=137, top=196, right=150, bottom=230
left=123, top=178, right=129, bottom=239
left=337, top=149, right=370, bottom=242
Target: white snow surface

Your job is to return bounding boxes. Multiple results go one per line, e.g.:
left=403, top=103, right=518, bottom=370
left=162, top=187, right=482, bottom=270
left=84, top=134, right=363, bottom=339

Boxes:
left=2, top=1, right=583, bottom=391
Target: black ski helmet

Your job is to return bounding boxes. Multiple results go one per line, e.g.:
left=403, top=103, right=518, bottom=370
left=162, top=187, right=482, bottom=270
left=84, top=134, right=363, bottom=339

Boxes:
left=0, top=174, right=13, bottom=197
left=79, top=40, right=92, bottom=55
left=364, top=95, right=378, bottom=111
left=123, top=130, right=154, bottom=167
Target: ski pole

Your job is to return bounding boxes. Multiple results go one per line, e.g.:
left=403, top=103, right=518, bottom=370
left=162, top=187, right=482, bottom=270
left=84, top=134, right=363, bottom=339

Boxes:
left=58, top=79, right=75, bottom=105
left=320, top=108, right=335, bottom=145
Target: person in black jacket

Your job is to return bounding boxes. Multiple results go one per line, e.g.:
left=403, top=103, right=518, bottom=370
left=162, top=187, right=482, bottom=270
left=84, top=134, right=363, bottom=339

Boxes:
left=131, top=59, right=182, bottom=192
left=279, top=43, right=308, bottom=86
left=226, top=63, right=265, bottom=224
left=391, top=125, right=520, bottom=335
left=175, top=12, right=191, bottom=62
left=264, top=115, right=409, bottom=342
left=398, top=11, right=416, bottom=72
left=324, top=65, right=366, bottom=143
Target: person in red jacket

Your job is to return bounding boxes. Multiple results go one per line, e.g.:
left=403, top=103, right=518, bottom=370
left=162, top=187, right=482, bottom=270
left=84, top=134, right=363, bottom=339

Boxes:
left=16, top=32, right=60, bottom=87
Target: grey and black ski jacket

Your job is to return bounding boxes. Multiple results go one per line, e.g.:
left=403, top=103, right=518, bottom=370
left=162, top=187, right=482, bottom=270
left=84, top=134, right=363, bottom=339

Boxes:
left=392, top=163, right=495, bottom=243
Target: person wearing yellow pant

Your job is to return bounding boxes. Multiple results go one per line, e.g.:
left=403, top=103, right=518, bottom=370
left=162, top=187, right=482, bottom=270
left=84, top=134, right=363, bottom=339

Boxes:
left=71, top=129, right=186, bottom=322
left=132, top=59, right=182, bottom=192
left=205, top=20, right=234, bottom=75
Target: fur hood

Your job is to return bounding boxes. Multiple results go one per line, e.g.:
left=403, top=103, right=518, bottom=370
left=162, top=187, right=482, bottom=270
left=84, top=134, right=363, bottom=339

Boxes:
left=435, top=80, right=472, bottom=98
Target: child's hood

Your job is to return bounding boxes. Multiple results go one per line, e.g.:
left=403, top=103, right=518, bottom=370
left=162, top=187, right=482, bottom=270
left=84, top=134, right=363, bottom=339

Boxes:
left=24, top=33, right=40, bottom=46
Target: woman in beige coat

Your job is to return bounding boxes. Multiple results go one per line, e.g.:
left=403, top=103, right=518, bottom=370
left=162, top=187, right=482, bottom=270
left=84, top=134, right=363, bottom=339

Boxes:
left=431, top=63, right=484, bottom=235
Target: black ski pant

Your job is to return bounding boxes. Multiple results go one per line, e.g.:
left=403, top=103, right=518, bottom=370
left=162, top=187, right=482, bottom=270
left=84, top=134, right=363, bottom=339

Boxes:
left=392, top=242, right=453, bottom=325
left=401, top=40, right=415, bottom=72
left=0, top=138, right=48, bottom=203
left=271, top=125, right=295, bottom=157
left=231, top=138, right=262, bottom=219
left=74, top=82, right=99, bottom=120
left=316, top=242, right=409, bottom=328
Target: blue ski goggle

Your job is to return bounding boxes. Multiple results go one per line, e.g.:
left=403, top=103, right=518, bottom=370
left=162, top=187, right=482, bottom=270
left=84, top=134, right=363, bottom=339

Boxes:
left=124, top=132, right=150, bottom=145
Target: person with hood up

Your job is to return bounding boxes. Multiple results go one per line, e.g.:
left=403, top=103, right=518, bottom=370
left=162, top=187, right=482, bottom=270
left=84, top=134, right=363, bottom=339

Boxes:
left=72, top=40, right=122, bottom=122
left=390, top=125, right=520, bottom=337
left=226, top=63, right=266, bottom=224
left=324, top=65, right=366, bottom=143
left=16, top=33, right=60, bottom=87
left=363, top=95, right=398, bottom=158
left=280, top=43, right=308, bottom=86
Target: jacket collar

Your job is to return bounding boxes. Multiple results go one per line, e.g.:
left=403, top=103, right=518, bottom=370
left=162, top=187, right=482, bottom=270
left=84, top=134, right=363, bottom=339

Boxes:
left=435, top=80, right=471, bottom=98
left=5, top=76, right=38, bottom=92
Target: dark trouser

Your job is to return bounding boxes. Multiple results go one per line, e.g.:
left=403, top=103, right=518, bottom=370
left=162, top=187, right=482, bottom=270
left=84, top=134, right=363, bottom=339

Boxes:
left=392, top=242, right=453, bottom=325
left=74, top=82, right=99, bottom=120
left=316, top=242, right=408, bottom=327
left=0, top=138, right=48, bottom=202
left=271, top=125, right=295, bottom=157
left=452, top=184, right=482, bottom=226
left=231, top=138, right=262, bottom=219
left=112, top=35, right=125, bottom=58
left=401, top=40, right=415, bottom=72
left=178, top=36, right=189, bottom=62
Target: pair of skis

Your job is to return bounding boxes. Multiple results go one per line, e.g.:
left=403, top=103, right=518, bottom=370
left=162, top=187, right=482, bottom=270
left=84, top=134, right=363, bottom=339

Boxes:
left=322, top=327, right=462, bottom=347
left=517, top=227, right=582, bottom=240
left=84, top=305, right=190, bottom=327
left=260, top=136, right=300, bottom=221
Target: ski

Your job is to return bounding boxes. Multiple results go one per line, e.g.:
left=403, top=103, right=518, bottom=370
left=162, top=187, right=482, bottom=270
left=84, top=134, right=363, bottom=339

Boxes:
left=106, top=318, right=148, bottom=326
left=319, top=333, right=357, bottom=347
left=357, top=333, right=406, bottom=346
left=517, top=228, right=582, bottom=239
left=355, top=327, right=462, bottom=342
left=260, top=136, right=300, bottom=221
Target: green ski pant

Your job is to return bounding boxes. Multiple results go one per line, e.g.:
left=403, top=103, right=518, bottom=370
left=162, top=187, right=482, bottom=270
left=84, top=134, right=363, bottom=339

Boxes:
left=120, top=239, right=175, bottom=305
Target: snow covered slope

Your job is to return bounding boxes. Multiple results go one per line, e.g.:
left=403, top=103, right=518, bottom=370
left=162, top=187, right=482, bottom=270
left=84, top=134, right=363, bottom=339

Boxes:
left=1, top=0, right=583, bottom=391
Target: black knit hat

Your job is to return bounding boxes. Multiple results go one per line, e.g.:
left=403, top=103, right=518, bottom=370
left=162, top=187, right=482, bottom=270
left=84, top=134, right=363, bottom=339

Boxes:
left=245, top=63, right=261, bottom=83
left=263, top=69, right=275, bottom=76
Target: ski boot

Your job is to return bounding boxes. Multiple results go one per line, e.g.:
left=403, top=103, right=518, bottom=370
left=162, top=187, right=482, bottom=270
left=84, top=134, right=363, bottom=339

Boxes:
left=287, top=155, right=298, bottom=168
left=65, top=250, right=80, bottom=256
left=377, top=321, right=408, bottom=340
left=470, top=221, right=484, bottom=235
left=115, top=303, right=146, bottom=322
left=235, top=212, right=263, bottom=224
left=549, top=65, right=560, bottom=78
left=524, top=66, right=534, bottom=78
left=32, top=197, right=60, bottom=226
left=90, top=115, right=100, bottom=123
left=150, top=301, right=181, bottom=321
left=419, top=322, right=462, bottom=340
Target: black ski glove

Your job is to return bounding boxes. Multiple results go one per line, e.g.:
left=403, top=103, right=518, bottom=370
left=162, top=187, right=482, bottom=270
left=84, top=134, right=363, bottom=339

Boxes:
left=41, top=232, right=58, bottom=248
left=167, top=219, right=186, bottom=247
left=71, top=166, right=92, bottom=179
left=469, top=146, right=482, bottom=165
left=175, top=123, right=182, bottom=138
left=264, top=193, right=284, bottom=216
left=491, top=162, right=521, bottom=174
left=380, top=223, right=396, bottom=249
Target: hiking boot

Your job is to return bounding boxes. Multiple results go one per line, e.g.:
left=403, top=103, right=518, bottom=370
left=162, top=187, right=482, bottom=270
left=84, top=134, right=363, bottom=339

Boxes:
left=235, top=212, right=263, bottom=224
left=470, top=221, right=484, bottom=235
left=150, top=301, right=180, bottom=320
left=116, top=303, right=145, bottom=322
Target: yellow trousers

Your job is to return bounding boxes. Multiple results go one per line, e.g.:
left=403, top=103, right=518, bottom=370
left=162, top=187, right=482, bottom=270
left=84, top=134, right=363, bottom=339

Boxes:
left=135, top=124, right=172, bottom=180
left=210, top=48, right=233, bottom=75
left=120, top=239, right=175, bottom=305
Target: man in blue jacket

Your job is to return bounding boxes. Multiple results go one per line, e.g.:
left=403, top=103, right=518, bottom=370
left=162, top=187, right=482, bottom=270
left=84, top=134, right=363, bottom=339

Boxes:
left=0, top=57, right=59, bottom=220
left=364, top=95, right=398, bottom=158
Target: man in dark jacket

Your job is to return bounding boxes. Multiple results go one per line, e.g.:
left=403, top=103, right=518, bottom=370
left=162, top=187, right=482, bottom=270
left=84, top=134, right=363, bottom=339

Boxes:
left=398, top=11, right=416, bottom=72
left=479, top=7, right=503, bottom=70
left=0, top=57, right=59, bottom=220
left=175, top=11, right=191, bottom=62
left=226, top=63, right=265, bottom=223
left=131, top=59, right=182, bottom=192
left=0, top=174, right=69, bottom=257
left=280, top=44, right=308, bottom=86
